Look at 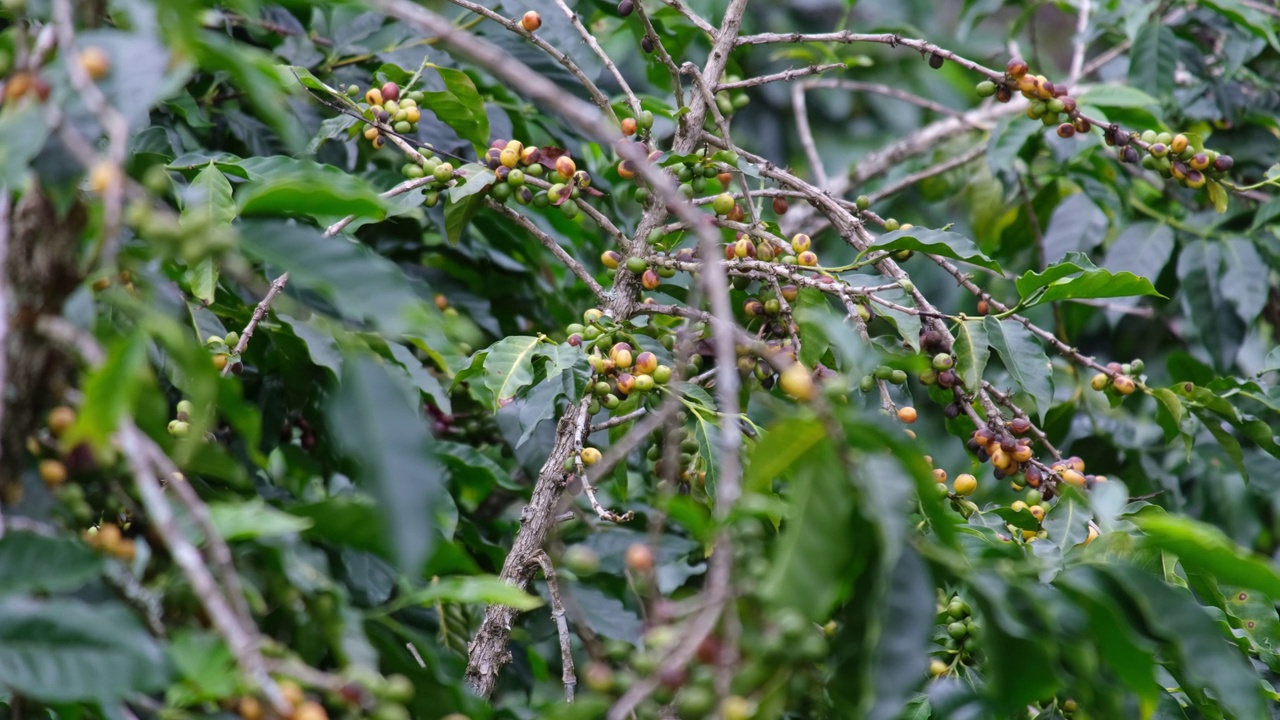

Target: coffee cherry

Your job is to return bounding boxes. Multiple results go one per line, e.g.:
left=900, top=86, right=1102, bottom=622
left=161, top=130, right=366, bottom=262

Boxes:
left=292, top=701, right=328, bottom=720
left=779, top=362, right=815, bottom=401
left=625, top=543, right=655, bottom=572
left=1213, top=155, right=1234, bottom=172
left=1061, top=468, right=1086, bottom=487
left=581, top=447, right=602, bottom=465
left=601, top=250, right=622, bottom=269
left=1006, top=57, right=1028, bottom=78
left=365, top=88, right=383, bottom=106
left=780, top=284, right=799, bottom=302
left=797, top=250, right=818, bottom=267
left=883, top=218, right=901, bottom=232
left=79, top=47, right=111, bottom=80
left=1089, top=373, right=1109, bottom=391
left=932, top=353, right=954, bottom=371
left=712, top=193, right=735, bottom=215
left=897, top=406, right=918, bottom=424
left=620, top=117, right=638, bottom=136
left=770, top=196, right=789, bottom=215
left=641, top=36, right=655, bottom=53
left=929, top=52, right=944, bottom=69
left=48, top=406, right=76, bottom=436
left=1113, top=375, right=1136, bottom=395
left=954, top=473, right=977, bottom=496
left=433, top=162, right=454, bottom=183
left=641, top=268, right=660, bottom=290
left=790, top=233, right=811, bottom=253
left=39, top=459, right=67, bottom=488
left=521, top=10, right=542, bottom=31
left=555, top=155, right=577, bottom=180
left=1170, top=133, right=1189, bottom=154
left=625, top=256, right=648, bottom=274
left=617, top=0, right=634, bottom=16
left=1057, top=123, right=1075, bottom=139
left=975, top=80, right=997, bottom=97
left=1010, top=418, right=1032, bottom=435
left=168, top=419, right=190, bottom=437
left=1184, top=169, right=1206, bottom=189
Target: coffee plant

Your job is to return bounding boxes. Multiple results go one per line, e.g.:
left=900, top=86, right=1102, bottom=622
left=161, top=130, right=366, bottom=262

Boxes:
left=3, top=0, right=1280, bottom=719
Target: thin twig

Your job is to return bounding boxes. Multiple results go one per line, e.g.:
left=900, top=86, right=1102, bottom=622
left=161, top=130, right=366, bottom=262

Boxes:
left=716, top=62, right=846, bottom=91
left=657, top=0, right=716, bottom=35
left=443, top=0, right=617, bottom=122
left=867, top=143, right=986, bottom=204
left=532, top=551, right=577, bottom=703
left=223, top=272, right=289, bottom=374
left=804, top=78, right=969, bottom=119
left=791, top=82, right=828, bottom=188
left=51, top=0, right=130, bottom=269
left=1069, top=0, right=1091, bottom=83
left=485, top=201, right=609, bottom=303
left=553, top=0, right=642, bottom=119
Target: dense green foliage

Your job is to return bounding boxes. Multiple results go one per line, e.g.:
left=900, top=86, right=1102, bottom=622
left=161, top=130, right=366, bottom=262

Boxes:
left=2, top=1, right=1280, bottom=719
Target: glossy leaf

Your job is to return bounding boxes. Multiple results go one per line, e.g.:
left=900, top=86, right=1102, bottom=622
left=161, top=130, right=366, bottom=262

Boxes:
left=983, top=316, right=1052, bottom=416
left=952, top=318, right=988, bottom=391
left=868, top=227, right=1002, bottom=272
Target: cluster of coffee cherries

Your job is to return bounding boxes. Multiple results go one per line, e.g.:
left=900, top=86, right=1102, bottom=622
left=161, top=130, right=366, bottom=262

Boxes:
left=600, top=250, right=674, bottom=291
left=1131, top=132, right=1234, bottom=190
left=570, top=310, right=674, bottom=417
left=727, top=232, right=820, bottom=267
left=622, top=148, right=740, bottom=206
left=643, top=425, right=707, bottom=489
left=349, top=81, right=423, bottom=150
left=966, top=423, right=1044, bottom=493
left=929, top=593, right=981, bottom=674
left=236, top=674, right=418, bottom=720
left=83, top=521, right=137, bottom=562
left=977, top=58, right=1087, bottom=138
left=206, top=331, right=241, bottom=375
left=1090, top=359, right=1143, bottom=396
left=167, top=399, right=196, bottom=438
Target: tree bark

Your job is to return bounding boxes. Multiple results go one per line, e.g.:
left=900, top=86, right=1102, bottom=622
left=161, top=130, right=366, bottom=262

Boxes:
left=1, top=186, right=84, bottom=502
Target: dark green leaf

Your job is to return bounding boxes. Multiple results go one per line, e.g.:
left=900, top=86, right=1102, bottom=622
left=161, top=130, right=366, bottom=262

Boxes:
left=239, top=220, right=432, bottom=336
left=0, top=596, right=170, bottom=703
left=0, top=532, right=102, bottom=596
left=1134, top=514, right=1280, bottom=597
left=207, top=498, right=313, bottom=541
left=328, top=356, right=444, bottom=572
left=422, top=66, right=490, bottom=153
left=983, top=317, right=1052, bottom=416
left=1129, top=24, right=1178, bottom=99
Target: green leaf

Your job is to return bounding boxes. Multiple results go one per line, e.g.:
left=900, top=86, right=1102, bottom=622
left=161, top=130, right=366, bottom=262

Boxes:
left=1056, top=567, right=1160, bottom=705
left=744, top=416, right=826, bottom=495
left=952, top=318, right=988, bottom=391
left=1220, top=238, right=1268, bottom=324
left=0, top=596, right=170, bottom=703
left=443, top=166, right=495, bottom=245
left=0, top=105, right=52, bottom=187
left=239, top=220, right=431, bottom=336
left=1153, top=388, right=1185, bottom=444
left=868, top=227, right=1002, bottom=272
left=394, top=575, right=543, bottom=611
left=188, top=257, right=218, bottom=305
left=1134, top=514, right=1280, bottom=597
left=1200, top=0, right=1280, bottom=50
left=168, top=630, right=238, bottom=701
left=1080, top=83, right=1160, bottom=108
left=422, top=66, right=490, bottom=153
left=207, top=498, right=314, bottom=541
left=192, top=33, right=302, bottom=151
left=474, top=335, right=543, bottom=409
left=1101, top=567, right=1265, bottom=720
left=436, top=440, right=520, bottom=491
left=67, top=332, right=149, bottom=450
left=982, top=317, right=1052, bottom=416
left=1100, top=222, right=1173, bottom=317
left=181, top=162, right=236, bottom=228
left=0, top=532, right=103, bottom=596
left=237, top=168, right=388, bottom=221
left=987, top=115, right=1041, bottom=175
left=763, top=438, right=861, bottom=621
left=1016, top=252, right=1164, bottom=308
left=290, top=497, right=388, bottom=557
left=1128, top=24, right=1177, bottom=98
left=328, top=356, right=444, bottom=573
